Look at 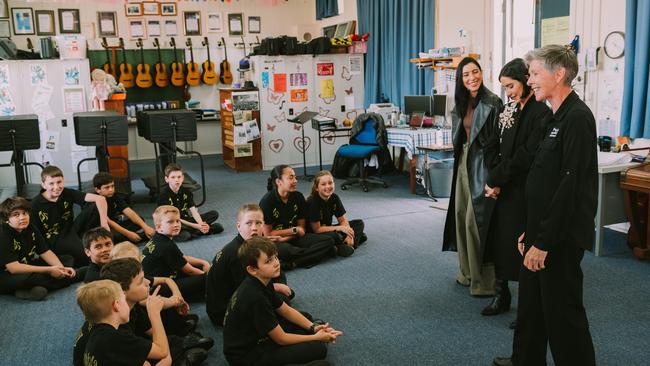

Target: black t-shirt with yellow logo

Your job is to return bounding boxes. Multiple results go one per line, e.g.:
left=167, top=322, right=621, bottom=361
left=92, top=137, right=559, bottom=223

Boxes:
left=30, top=188, right=86, bottom=245
left=306, top=193, right=346, bottom=227
left=81, top=323, right=151, bottom=366
left=259, top=190, right=306, bottom=231
left=0, top=223, right=49, bottom=270
left=141, top=232, right=187, bottom=278
left=157, top=186, right=195, bottom=220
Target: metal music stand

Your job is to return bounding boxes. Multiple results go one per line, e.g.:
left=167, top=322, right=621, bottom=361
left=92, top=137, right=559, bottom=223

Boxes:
left=287, top=111, right=319, bottom=180
left=73, top=111, right=131, bottom=194
left=0, top=114, right=44, bottom=197
left=137, top=110, right=206, bottom=206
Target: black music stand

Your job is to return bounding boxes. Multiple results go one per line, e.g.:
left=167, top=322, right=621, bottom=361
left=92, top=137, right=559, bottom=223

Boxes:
left=137, top=110, right=206, bottom=205
left=287, top=111, right=319, bottom=180
left=0, top=114, right=44, bottom=197
left=73, top=111, right=131, bottom=194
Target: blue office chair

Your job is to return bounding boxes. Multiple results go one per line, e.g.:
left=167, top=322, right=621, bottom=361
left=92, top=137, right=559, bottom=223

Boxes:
left=336, top=115, right=389, bottom=192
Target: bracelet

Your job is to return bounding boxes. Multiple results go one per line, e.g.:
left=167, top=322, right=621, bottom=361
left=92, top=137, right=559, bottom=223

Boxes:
left=310, top=319, right=326, bottom=334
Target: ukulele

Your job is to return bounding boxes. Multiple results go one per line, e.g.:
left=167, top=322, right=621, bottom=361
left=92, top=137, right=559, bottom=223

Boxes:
left=219, top=37, right=233, bottom=85
left=101, top=37, right=116, bottom=78
left=118, top=38, right=135, bottom=88
left=135, top=38, right=153, bottom=88
left=169, top=37, right=185, bottom=87
left=201, top=37, right=218, bottom=85
left=153, top=38, right=168, bottom=88
left=185, top=38, right=200, bottom=86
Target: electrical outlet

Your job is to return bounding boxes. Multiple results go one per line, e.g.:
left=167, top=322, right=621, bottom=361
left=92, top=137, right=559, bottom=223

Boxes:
left=289, top=108, right=294, bottom=116
left=341, top=105, right=345, bottom=112
left=61, top=119, right=67, bottom=127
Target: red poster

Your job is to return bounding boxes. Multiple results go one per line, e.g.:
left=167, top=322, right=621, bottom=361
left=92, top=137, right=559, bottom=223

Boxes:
left=273, top=73, right=287, bottom=93
left=317, top=63, right=334, bottom=76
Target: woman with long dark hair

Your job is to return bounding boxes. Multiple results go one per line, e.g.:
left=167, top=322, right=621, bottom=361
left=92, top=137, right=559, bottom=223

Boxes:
left=443, top=57, right=502, bottom=296
left=481, top=58, right=551, bottom=317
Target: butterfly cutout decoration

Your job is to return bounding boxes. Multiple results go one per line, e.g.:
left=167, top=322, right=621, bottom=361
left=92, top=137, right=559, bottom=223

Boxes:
left=267, top=89, right=284, bottom=105
left=341, top=66, right=352, bottom=81
left=293, top=123, right=302, bottom=131
left=318, top=107, right=330, bottom=117
left=344, top=86, right=353, bottom=95
left=273, top=112, right=286, bottom=124
left=266, top=123, right=277, bottom=132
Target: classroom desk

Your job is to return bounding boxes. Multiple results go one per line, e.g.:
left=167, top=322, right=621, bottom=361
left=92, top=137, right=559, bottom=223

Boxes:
left=386, top=127, right=452, bottom=193
left=594, top=162, right=639, bottom=256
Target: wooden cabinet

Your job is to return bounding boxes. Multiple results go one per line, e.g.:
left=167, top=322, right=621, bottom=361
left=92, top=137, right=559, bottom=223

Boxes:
left=103, top=99, right=129, bottom=178
left=219, top=88, right=262, bottom=172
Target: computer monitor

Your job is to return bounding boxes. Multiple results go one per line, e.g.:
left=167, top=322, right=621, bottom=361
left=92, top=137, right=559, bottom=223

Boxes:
left=403, top=95, right=447, bottom=117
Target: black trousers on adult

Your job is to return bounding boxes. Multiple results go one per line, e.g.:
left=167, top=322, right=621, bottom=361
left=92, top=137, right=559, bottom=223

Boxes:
left=256, top=316, right=327, bottom=366
left=277, top=233, right=336, bottom=269
left=174, top=273, right=206, bottom=303
left=512, top=244, right=595, bottom=366
left=0, top=255, right=75, bottom=294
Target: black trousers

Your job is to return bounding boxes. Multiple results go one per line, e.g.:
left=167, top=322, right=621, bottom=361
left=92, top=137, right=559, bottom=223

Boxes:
left=325, top=219, right=365, bottom=247
left=179, top=210, right=219, bottom=238
left=256, top=317, right=327, bottom=366
left=175, top=273, right=206, bottom=303
left=111, top=220, right=145, bottom=244
left=512, top=244, right=595, bottom=366
left=277, top=233, right=336, bottom=268
left=0, top=255, right=74, bottom=294
left=50, top=231, right=88, bottom=267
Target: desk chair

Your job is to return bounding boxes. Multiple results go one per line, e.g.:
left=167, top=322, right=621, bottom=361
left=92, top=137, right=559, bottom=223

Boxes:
left=336, top=115, right=388, bottom=192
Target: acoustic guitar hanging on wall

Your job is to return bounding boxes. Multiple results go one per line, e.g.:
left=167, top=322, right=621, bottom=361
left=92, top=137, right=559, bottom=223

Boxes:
left=185, top=38, right=200, bottom=86
left=169, top=37, right=185, bottom=87
left=135, top=38, right=153, bottom=88
left=201, top=37, right=218, bottom=85
left=153, top=38, right=168, bottom=88
left=118, top=38, right=135, bottom=88
left=219, top=37, right=233, bottom=85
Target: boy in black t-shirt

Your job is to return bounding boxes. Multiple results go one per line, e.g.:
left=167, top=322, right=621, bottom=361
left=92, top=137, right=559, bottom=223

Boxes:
left=0, top=197, right=77, bottom=300
left=206, top=203, right=294, bottom=326
left=223, top=237, right=342, bottom=366
left=82, top=227, right=114, bottom=283
left=75, top=279, right=171, bottom=366
left=157, top=163, right=223, bottom=242
left=306, top=171, right=367, bottom=250
left=259, top=165, right=337, bottom=269
left=30, top=166, right=109, bottom=266
left=93, top=172, right=155, bottom=243
left=142, top=205, right=210, bottom=302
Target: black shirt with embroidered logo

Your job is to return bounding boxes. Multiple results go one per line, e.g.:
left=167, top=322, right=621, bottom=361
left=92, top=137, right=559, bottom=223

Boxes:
left=306, top=193, right=346, bottom=227
left=107, top=195, right=129, bottom=220
left=525, top=91, right=597, bottom=251
left=223, top=275, right=285, bottom=366
left=30, top=188, right=86, bottom=246
left=83, top=262, right=103, bottom=283
left=0, top=223, right=49, bottom=270
left=157, top=186, right=195, bottom=220
left=259, top=190, right=306, bottom=231
left=141, top=232, right=187, bottom=278
left=82, top=322, right=152, bottom=366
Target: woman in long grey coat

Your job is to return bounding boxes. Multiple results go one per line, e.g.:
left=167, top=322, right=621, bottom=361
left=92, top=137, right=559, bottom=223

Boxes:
left=442, top=57, right=502, bottom=296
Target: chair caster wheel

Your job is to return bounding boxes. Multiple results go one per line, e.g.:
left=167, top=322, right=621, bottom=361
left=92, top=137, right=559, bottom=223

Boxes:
left=383, top=182, right=389, bottom=188
left=363, top=186, right=369, bottom=192
left=341, top=185, right=348, bottom=190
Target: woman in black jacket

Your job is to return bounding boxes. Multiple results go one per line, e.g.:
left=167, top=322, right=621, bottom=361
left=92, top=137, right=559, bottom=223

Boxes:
left=443, top=57, right=502, bottom=296
left=481, top=58, right=551, bottom=316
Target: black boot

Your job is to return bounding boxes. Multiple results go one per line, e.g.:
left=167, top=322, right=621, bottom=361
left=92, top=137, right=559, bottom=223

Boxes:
left=481, top=280, right=511, bottom=316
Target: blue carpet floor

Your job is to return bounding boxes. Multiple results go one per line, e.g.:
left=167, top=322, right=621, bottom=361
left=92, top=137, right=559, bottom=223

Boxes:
left=0, top=155, right=648, bottom=365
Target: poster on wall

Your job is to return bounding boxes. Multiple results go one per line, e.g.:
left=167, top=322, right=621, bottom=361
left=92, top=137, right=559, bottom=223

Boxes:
left=317, top=63, right=334, bottom=76
left=290, top=89, right=308, bottom=102
left=273, top=73, right=287, bottom=93
left=290, top=73, right=307, bottom=86
left=30, top=64, right=47, bottom=85
left=62, top=87, right=86, bottom=113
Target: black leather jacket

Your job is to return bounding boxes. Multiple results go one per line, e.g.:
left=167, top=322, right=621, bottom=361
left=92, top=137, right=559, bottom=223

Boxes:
left=443, top=89, right=502, bottom=254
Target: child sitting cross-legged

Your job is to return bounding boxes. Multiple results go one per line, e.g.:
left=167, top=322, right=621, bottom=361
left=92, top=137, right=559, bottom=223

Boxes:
left=206, top=203, right=294, bottom=327
left=142, top=205, right=210, bottom=302
left=82, top=227, right=115, bottom=283
left=223, top=236, right=342, bottom=366
left=75, top=279, right=171, bottom=366
left=0, top=197, right=78, bottom=301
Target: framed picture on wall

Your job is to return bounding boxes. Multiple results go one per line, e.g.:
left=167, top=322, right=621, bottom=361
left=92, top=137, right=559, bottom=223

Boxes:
left=125, top=3, right=143, bottom=17
left=147, top=19, right=161, bottom=37
left=58, top=9, right=80, bottom=34
left=183, top=11, right=201, bottom=36
left=164, top=19, right=177, bottom=36
left=248, top=16, right=260, bottom=34
left=322, top=25, right=336, bottom=38
left=0, top=19, right=10, bottom=38
left=142, top=2, right=159, bottom=16
left=160, top=3, right=177, bottom=16
left=128, top=18, right=146, bottom=39
left=228, top=13, right=243, bottom=36
left=11, top=8, right=35, bottom=35
left=35, top=10, right=55, bottom=36
left=97, top=11, right=117, bottom=37
left=207, top=12, right=222, bottom=33
left=0, top=1, right=8, bottom=19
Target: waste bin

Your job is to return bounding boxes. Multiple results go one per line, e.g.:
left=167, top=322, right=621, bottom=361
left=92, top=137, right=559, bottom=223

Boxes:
left=425, top=159, right=454, bottom=197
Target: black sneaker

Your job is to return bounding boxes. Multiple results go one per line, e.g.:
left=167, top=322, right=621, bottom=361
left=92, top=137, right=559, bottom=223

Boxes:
left=184, top=347, right=208, bottom=366
left=183, top=332, right=214, bottom=351
left=358, top=232, right=368, bottom=244
left=209, top=223, right=224, bottom=234
left=335, top=244, right=354, bottom=257
left=15, top=286, right=48, bottom=301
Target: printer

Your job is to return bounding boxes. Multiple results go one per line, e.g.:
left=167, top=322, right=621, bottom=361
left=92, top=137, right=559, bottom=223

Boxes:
left=368, top=103, right=400, bottom=126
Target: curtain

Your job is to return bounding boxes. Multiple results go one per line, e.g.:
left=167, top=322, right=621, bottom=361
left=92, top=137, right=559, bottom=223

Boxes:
left=357, top=0, right=435, bottom=108
left=620, top=0, right=650, bottom=137
left=316, top=0, right=339, bottom=20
